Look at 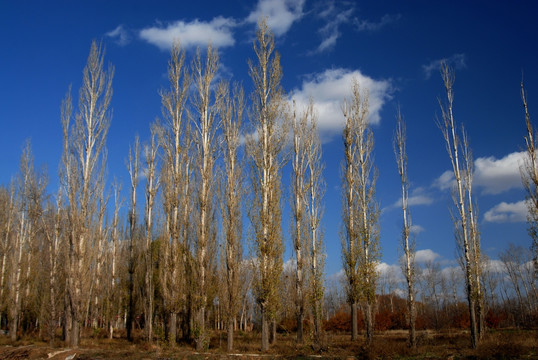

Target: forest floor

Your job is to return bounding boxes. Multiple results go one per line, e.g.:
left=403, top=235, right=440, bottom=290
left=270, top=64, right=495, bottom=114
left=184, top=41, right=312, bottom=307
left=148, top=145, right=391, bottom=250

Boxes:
left=0, top=328, right=536, bottom=360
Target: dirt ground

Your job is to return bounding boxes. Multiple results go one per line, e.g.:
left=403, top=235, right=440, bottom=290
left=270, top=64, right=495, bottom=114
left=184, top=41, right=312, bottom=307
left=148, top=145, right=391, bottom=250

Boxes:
left=0, top=329, right=536, bottom=359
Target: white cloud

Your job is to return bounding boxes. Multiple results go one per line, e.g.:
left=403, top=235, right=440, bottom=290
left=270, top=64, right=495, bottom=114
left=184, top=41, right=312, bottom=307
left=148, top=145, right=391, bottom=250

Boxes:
left=414, top=249, right=440, bottom=263
left=484, top=200, right=527, bottom=223
left=377, top=262, right=402, bottom=279
left=474, top=151, right=525, bottom=194
left=314, top=2, right=354, bottom=53
left=106, top=25, right=130, bottom=46
left=434, top=151, right=524, bottom=195
left=355, top=13, right=401, bottom=32
left=291, top=68, right=391, bottom=141
left=246, top=0, right=304, bottom=36
left=422, top=53, right=466, bottom=79
left=139, top=17, right=236, bottom=50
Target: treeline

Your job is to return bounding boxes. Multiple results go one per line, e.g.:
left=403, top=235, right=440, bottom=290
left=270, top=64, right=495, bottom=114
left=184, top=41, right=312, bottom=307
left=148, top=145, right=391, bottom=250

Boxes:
left=0, top=20, right=536, bottom=352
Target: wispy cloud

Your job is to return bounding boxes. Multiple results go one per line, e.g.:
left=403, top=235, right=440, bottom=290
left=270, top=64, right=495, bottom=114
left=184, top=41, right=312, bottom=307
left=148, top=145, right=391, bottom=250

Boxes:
left=433, top=151, right=525, bottom=195
left=139, top=17, right=236, bottom=50
left=106, top=25, right=130, bottom=46
left=246, top=0, right=304, bottom=37
left=410, top=224, right=425, bottom=235
left=355, top=13, right=401, bottom=32
left=484, top=200, right=527, bottom=223
left=313, top=1, right=354, bottom=53
left=290, top=68, right=391, bottom=141
left=433, top=170, right=455, bottom=191
left=390, top=187, right=434, bottom=209
left=422, top=53, right=466, bottom=79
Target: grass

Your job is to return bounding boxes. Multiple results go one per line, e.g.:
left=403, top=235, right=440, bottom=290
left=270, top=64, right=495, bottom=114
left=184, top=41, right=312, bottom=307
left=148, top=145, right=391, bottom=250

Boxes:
left=0, top=329, right=536, bottom=359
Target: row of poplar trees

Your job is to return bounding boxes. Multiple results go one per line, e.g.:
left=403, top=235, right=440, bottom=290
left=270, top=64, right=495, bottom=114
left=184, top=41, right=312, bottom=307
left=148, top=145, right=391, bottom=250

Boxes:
left=1, top=19, right=536, bottom=353
left=0, top=20, right=328, bottom=352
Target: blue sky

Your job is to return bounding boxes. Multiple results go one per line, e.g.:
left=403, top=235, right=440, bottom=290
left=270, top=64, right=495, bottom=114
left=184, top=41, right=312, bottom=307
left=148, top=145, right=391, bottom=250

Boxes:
left=1, top=0, right=537, bottom=280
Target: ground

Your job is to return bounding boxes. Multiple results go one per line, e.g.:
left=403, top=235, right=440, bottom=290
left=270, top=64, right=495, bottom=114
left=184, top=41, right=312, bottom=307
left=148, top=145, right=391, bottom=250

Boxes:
left=0, top=329, right=536, bottom=359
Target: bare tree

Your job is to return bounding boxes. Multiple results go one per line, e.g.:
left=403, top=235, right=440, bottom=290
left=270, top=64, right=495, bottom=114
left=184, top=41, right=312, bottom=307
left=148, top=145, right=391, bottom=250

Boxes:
left=143, top=125, right=160, bottom=342
left=290, top=100, right=309, bottom=344
left=41, top=189, right=63, bottom=344
left=0, top=184, right=15, bottom=315
left=520, top=82, right=538, bottom=278
left=126, top=136, right=140, bottom=341
left=108, top=181, right=123, bottom=339
left=157, top=41, right=191, bottom=345
left=304, top=103, right=325, bottom=345
left=246, top=19, right=288, bottom=351
left=393, top=109, right=417, bottom=348
left=220, top=83, right=245, bottom=351
left=60, top=40, right=113, bottom=347
left=191, top=44, right=222, bottom=350
left=9, top=143, right=47, bottom=342
left=341, top=79, right=380, bottom=346
left=438, top=63, right=481, bottom=348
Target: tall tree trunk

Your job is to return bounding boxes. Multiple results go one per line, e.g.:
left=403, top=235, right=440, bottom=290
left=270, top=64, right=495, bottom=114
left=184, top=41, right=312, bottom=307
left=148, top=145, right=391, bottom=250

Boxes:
left=261, top=307, right=269, bottom=351
left=351, top=302, right=358, bottom=341
left=227, top=320, right=234, bottom=351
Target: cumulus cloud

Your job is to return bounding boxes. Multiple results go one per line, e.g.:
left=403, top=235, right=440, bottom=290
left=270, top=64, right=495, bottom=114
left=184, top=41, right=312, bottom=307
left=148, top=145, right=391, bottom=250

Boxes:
left=246, top=0, right=304, bottom=36
left=355, top=13, right=401, bottom=32
left=106, top=25, right=130, bottom=46
left=290, top=68, right=391, bottom=141
left=314, top=1, right=354, bottom=53
left=484, top=200, right=527, bottom=223
left=434, top=151, right=525, bottom=195
left=139, top=17, right=236, bottom=50
left=414, top=249, right=440, bottom=263
left=474, top=151, right=525, bottom=194
left=422, top=53, right=466, bottom=79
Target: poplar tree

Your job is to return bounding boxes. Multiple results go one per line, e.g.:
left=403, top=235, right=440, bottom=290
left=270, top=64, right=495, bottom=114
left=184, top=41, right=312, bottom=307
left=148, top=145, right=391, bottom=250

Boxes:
left=143, top=125, right=160, bottom=342
left=246, top=19, right=288, bottom=351
left=393, top=109, right=417, bottom=348
left=220, top=83, right=245, bottom=351
left=341, top=79, right=380, bottom=346
left=438, top=64, right=483, bottom=348
left=60, top=41, right=113, bottom=347
left=157, top=42, right=191, bottom=345
left=191, top=44, right=222, bottom=350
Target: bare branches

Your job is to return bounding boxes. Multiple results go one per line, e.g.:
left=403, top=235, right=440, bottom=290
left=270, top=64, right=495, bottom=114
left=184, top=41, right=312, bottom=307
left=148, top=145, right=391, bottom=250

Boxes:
left=520, top=82, right=538, bottom=278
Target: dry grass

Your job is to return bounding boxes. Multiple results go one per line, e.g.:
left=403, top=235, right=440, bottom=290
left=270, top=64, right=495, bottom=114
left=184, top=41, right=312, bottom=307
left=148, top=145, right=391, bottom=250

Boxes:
left=0, top=329, right=536, bottom=359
